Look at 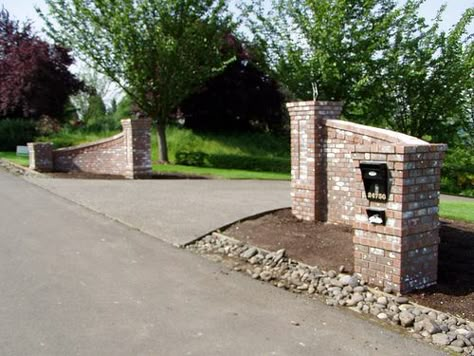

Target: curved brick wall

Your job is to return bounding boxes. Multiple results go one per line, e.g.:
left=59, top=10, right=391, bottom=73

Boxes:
left=28, top=119, right=152, bottom=179
left=288, top=101, right=447, bottom=293
left=54, top=133, right=126, bottom=175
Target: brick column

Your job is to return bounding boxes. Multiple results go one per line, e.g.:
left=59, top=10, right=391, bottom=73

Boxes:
left=287, top=101, right=343, bottom=221
left=27, top=142, right=53, bottom=172
left=121, top=118, right=153, bottom=179
left=353, top=144, right=447, bottom=292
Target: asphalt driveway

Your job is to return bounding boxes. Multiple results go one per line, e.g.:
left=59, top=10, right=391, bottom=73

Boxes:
left=0, top=168, right=443, bottom=355
left=25, top=176, right=291, bottom=246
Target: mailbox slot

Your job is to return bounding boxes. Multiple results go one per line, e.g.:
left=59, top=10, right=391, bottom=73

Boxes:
left=360, top=162, right=388, bottom=202
left=367, top=208, right=386, bottom=225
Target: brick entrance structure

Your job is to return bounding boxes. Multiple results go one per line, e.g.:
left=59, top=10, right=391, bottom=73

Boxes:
left=288, top=101, right=447, bottom=293
left=28, top=118, right=152, bottom=179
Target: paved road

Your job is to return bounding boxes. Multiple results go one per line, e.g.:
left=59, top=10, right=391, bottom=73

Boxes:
left=440, top=194, right=474, bottom=203
left=25, top=176, right=291, bottom=246
left=0, top=168, right=444, bottom=355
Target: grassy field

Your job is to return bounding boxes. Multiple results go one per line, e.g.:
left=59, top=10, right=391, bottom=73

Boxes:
left=2, top=126, right=291, bottom=179
left=36, top=129, right=121, bottom=148
left=0, top=151, right=29, bottom=166
left=439, top=200, right=474, bottom=223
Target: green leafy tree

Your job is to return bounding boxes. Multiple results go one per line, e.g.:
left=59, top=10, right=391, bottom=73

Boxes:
left=376, top=2, right=474, bottom=142
left=244, top=0, right=398, bottom=116
left=83, top=94, right=107, bottom=124
left=245, top=0, right=473, bottom=145
left=40, top=0, right=236, bottom=162
left=70, top=64, right=118, bottom=121
left=112, top=96, right=133, bottom=122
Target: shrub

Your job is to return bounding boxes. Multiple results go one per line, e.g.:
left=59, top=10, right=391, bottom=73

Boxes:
left=206, top=154, right=290, bottom=173
left=35, top=115, right=61, bottom=136
left=175, top=151, right=208, bottom=166
left=174, top=149, right=290, bottom=173
left=84, top=114, right=122, bottom=132
left=0, top=118, right=37, bottom=150
left=441, top=147, right=474, bottom=197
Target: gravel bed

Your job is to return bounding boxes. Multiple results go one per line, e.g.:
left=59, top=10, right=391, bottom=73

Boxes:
left=187, top=232, right=474, bottom=355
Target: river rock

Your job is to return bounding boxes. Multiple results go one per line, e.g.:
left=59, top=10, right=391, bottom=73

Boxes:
left=451, top=339, right=465, bottom=348
left=432, top=333, right=450, bottom=346
left=394, top=296, right=409, bottom=304
left=377, top=313, right=388, bottom=320
left=422, top=319, right=442, bottom=335
left=399, top=311, right=415, bottom=327
left=432, top=333, right=455, bottom=346
left=447, top=346, right=464, bottom=353
left=241, top=247, right=258, bottom=259
left=260, top=271, right=273, bottom=282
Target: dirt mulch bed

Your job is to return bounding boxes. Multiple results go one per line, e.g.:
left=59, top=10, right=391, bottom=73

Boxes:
left=223, top=208, right=474, bottom=321
left=223, top=209, right=354, bottom=272
left=409, top=219, right=474, bottom=321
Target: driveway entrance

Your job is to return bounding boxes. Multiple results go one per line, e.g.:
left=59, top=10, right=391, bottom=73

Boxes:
left=25, top=177, right=291, bottom=246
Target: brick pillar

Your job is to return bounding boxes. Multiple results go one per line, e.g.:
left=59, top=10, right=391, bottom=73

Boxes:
left=27, top=142, right=53, bottom=172
left=121, top=118, right=152, bottom=179
left=353, top=144, right=447, bottom=293
left=287, top=101, right=343, bottom=221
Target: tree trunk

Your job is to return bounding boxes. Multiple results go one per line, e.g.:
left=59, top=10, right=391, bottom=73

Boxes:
left=156, top=122, right=169, bottom=164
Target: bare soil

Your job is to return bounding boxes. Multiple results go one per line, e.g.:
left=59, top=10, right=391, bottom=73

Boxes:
left=224, top=209, right=354, bottom=272
left=223, top=208, right=474, bottom=321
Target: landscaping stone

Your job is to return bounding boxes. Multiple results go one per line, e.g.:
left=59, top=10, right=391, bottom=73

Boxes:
left=241, top=247, right=258, bottom=259
left=187, top=232, right=474, bottom=354
left=432, top=333, right=451, bottom=346
left=448, top=346, right=464, bottom=353
left=399, top=311, right=415, bottom=327
left=422, top=319, right=442, bottom=335
left=395, top=296, right=409, bottom=304
left=451, top=339, right=465, bottom=348
left=377, top=313, right=388, bottom=320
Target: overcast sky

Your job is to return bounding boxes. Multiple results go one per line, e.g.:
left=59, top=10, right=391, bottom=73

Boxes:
left=1, top=0, right=473, bottom=34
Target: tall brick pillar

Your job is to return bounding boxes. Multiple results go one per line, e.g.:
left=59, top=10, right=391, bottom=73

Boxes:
left=287, top=101, right=343, bottom=221
left=122, top=118, right=152, bottom=179
left=27, top=142, right=53, bottom=172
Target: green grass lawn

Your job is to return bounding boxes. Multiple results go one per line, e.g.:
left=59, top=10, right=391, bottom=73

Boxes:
left=36, top=129, right=121, bottom=148
left=439, top=200, right=474, bottom=223
left=0, top=151, right=29, bottom=166
left=153, top=163, right=290, bottom=180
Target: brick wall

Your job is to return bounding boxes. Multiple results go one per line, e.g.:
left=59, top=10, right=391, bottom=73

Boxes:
left=288, top=101, right=447, bottom=293
left=28, top=118, right=152, bottom=179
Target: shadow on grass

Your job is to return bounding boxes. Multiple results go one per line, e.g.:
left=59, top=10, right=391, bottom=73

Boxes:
left=411, top=220, right=474, bottom=298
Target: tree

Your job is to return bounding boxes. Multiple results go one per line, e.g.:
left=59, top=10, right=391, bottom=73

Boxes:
left=374, top=3, right=474, bottom=143
left=83, top=94, right=107, bottom=124
left=0, top=8, right=82, bottom=120
left=180, top=60, right=287, bottom=133
left=244, top=0, right=398, bottom=114
left=245, top=0, right=473, bottom=145
left=40, top=0, right=237, bottom=163
left=70, top=63, right=120, bottom=120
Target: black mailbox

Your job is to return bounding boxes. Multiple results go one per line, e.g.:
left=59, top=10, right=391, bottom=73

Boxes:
left=359, top=162, right=388, bottom=202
